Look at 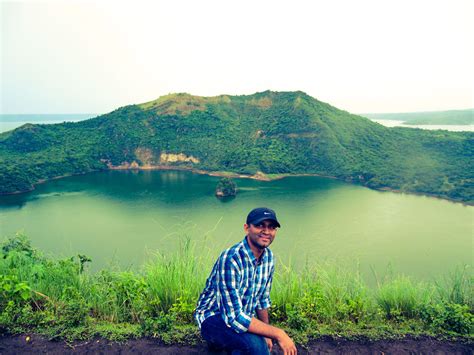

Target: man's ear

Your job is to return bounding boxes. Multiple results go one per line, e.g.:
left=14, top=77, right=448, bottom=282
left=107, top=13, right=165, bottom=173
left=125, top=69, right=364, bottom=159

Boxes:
left=244, top=223, right=249, bottom=233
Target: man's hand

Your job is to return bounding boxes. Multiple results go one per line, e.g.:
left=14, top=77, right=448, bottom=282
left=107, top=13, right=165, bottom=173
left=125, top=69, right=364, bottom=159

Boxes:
left=275, top=329, right=297, bottom=355
left=247, top=317, right=297, bottom=354
left=265, top=337, right=273, bottom=352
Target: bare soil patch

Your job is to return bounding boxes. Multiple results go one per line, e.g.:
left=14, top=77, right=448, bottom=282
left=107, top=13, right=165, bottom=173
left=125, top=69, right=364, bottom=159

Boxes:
left=0, top=335, right=472, bottom=354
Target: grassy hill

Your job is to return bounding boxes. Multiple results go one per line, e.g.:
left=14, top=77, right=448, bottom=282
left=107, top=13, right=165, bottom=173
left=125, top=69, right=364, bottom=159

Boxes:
left=0, top=91, right=472, bottom=203
left=363, top=109, right=474, bottom=125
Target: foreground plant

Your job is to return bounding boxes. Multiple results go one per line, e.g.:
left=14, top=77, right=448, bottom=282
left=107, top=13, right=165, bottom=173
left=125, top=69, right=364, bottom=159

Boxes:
left=0, top=234, right=472, bottom=343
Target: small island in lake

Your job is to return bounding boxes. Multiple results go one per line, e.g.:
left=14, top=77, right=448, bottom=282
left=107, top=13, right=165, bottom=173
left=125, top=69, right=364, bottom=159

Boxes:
left=215, top=177, right=237, bottom=197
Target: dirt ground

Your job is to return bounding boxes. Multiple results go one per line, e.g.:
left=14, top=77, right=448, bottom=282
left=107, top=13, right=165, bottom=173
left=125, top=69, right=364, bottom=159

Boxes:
left=0, top=334, right=472, bottom=354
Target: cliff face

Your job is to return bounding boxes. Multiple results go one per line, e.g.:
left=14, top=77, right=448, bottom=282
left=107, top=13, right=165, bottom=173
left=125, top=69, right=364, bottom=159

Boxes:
left=0, top=91, right=472, bottom=203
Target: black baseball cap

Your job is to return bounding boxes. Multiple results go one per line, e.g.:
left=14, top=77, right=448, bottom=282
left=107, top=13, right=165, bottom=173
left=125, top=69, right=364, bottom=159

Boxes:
left=246, top=207, right=281, bottom=228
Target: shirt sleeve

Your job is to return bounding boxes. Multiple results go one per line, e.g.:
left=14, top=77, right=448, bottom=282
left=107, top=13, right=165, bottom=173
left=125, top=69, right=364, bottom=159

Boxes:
left=256, top=263, right=274, bottom=310
left=216, top=253, right=252, bottom=333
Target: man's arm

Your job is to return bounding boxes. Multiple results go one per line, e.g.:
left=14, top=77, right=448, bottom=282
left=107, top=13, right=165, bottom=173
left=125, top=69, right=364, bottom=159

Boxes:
left=256, top=308, right=273, bottom=352
left=216, top=255, right=252, bottom=332
left=248, top=316, right=297, bottom=355
left=256, top=308, right=270, bottom=324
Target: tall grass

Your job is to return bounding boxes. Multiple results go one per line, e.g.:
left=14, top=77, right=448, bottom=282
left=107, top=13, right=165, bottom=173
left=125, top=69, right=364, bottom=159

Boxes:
left=144, top=236, right=212, bottom=312
left=1, top=234, right=472, bottom=340
left=272, top=261, right=370, bottom=323
left=376, top=276, right=432, bottom=318
left=434, top=265, right=473, bottom=308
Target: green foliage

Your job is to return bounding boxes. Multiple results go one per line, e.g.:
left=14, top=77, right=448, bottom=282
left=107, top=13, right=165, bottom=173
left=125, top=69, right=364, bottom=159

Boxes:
left=143, top=236, right=210, bottom=315
left=92, top=322, right=142, bottom=342
left=376, top=276, right=431, bottom=319
left=0, top=303, right=53, bottom=335
left=158, top=324, right=201, bottom=345
left=85, top=270, right=147, bottom=323
left=0, top=275, right=31, bottom=306
left=0, top=91, right=472, bottom=204
left=78, top=254, right=92, bottom=273
left=285, top=303, right=310, bottom=331
left=141, top=312, right=176, bottom=334
left=434, top=265, right=473, bottom=308
left=272, top=262, right=371, bottom=326
left=57, top=287, right=90, bottom=328
left=1, top=233, right=36, bottom=257
left=215, top=177, right=237, bottom=197
left=0, top=235, right=472, bottom=343
left=420, top=302, right=473, bottom=335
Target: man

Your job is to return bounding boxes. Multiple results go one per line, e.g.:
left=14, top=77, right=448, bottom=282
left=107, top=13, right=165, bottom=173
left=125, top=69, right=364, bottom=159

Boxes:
left=195, top=207, right=297, bottom=355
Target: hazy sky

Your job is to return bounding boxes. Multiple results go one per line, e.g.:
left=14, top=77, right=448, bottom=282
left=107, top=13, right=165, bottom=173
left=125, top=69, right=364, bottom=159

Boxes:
left=1, top=0, right=473, bottom=114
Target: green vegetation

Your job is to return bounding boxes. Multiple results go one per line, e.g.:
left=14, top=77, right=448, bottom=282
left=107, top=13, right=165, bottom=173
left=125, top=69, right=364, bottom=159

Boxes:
left=364, top=109, right=474, bottom=125
left=1, top=234, right=472, bottom=343
left=215, top=177, right=237, bottom=197
left=0, top=91, right=473, bottom=204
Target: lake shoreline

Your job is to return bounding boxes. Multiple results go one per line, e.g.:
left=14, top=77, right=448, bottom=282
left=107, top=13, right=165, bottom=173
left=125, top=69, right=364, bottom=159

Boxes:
left=2, top=165, right=472, bottom=206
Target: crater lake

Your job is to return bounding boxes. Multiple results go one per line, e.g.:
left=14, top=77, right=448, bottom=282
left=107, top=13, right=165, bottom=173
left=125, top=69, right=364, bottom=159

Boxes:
left=0, top=170, right=471, bottom=282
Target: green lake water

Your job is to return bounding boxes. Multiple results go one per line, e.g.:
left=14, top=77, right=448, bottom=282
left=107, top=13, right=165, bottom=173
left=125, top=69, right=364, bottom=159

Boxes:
left=0, top=170, right=472, bottom=281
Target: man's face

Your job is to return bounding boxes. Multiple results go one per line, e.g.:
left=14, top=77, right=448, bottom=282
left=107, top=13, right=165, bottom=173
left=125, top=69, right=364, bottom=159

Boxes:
left=244, top=219, right=278, bottom=251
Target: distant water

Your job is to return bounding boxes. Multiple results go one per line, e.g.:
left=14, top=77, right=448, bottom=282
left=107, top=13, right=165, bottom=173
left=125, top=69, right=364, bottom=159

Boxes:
left=0, top=170, right=471, bottom=281
left=371, top=119, right=474, bottom=132
left=2, top=114, right=472, bottom=133
left=0, top=114, right=98, bottom=133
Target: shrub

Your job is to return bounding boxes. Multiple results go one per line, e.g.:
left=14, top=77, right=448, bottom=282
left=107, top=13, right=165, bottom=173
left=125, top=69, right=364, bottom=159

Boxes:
left=421, top=302, right=473, bottom=334
left=1, top=233, right=37, bottom=258
left=0, top=274, right=31, bottom=307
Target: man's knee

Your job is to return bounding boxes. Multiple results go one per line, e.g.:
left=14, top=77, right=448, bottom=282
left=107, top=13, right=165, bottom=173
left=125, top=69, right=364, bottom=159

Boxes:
left=234, top=333, right=269, bottom=355
left=200, top=316, right=269, bottom=355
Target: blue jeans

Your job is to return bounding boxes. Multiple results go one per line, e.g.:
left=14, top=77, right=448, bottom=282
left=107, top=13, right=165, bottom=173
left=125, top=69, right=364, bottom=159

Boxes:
left=200, top=315, right=270, bottom=355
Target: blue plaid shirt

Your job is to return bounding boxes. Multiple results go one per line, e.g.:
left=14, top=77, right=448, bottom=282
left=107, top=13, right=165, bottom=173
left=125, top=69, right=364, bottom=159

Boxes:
left=194, top=237, right=275, bottom=333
